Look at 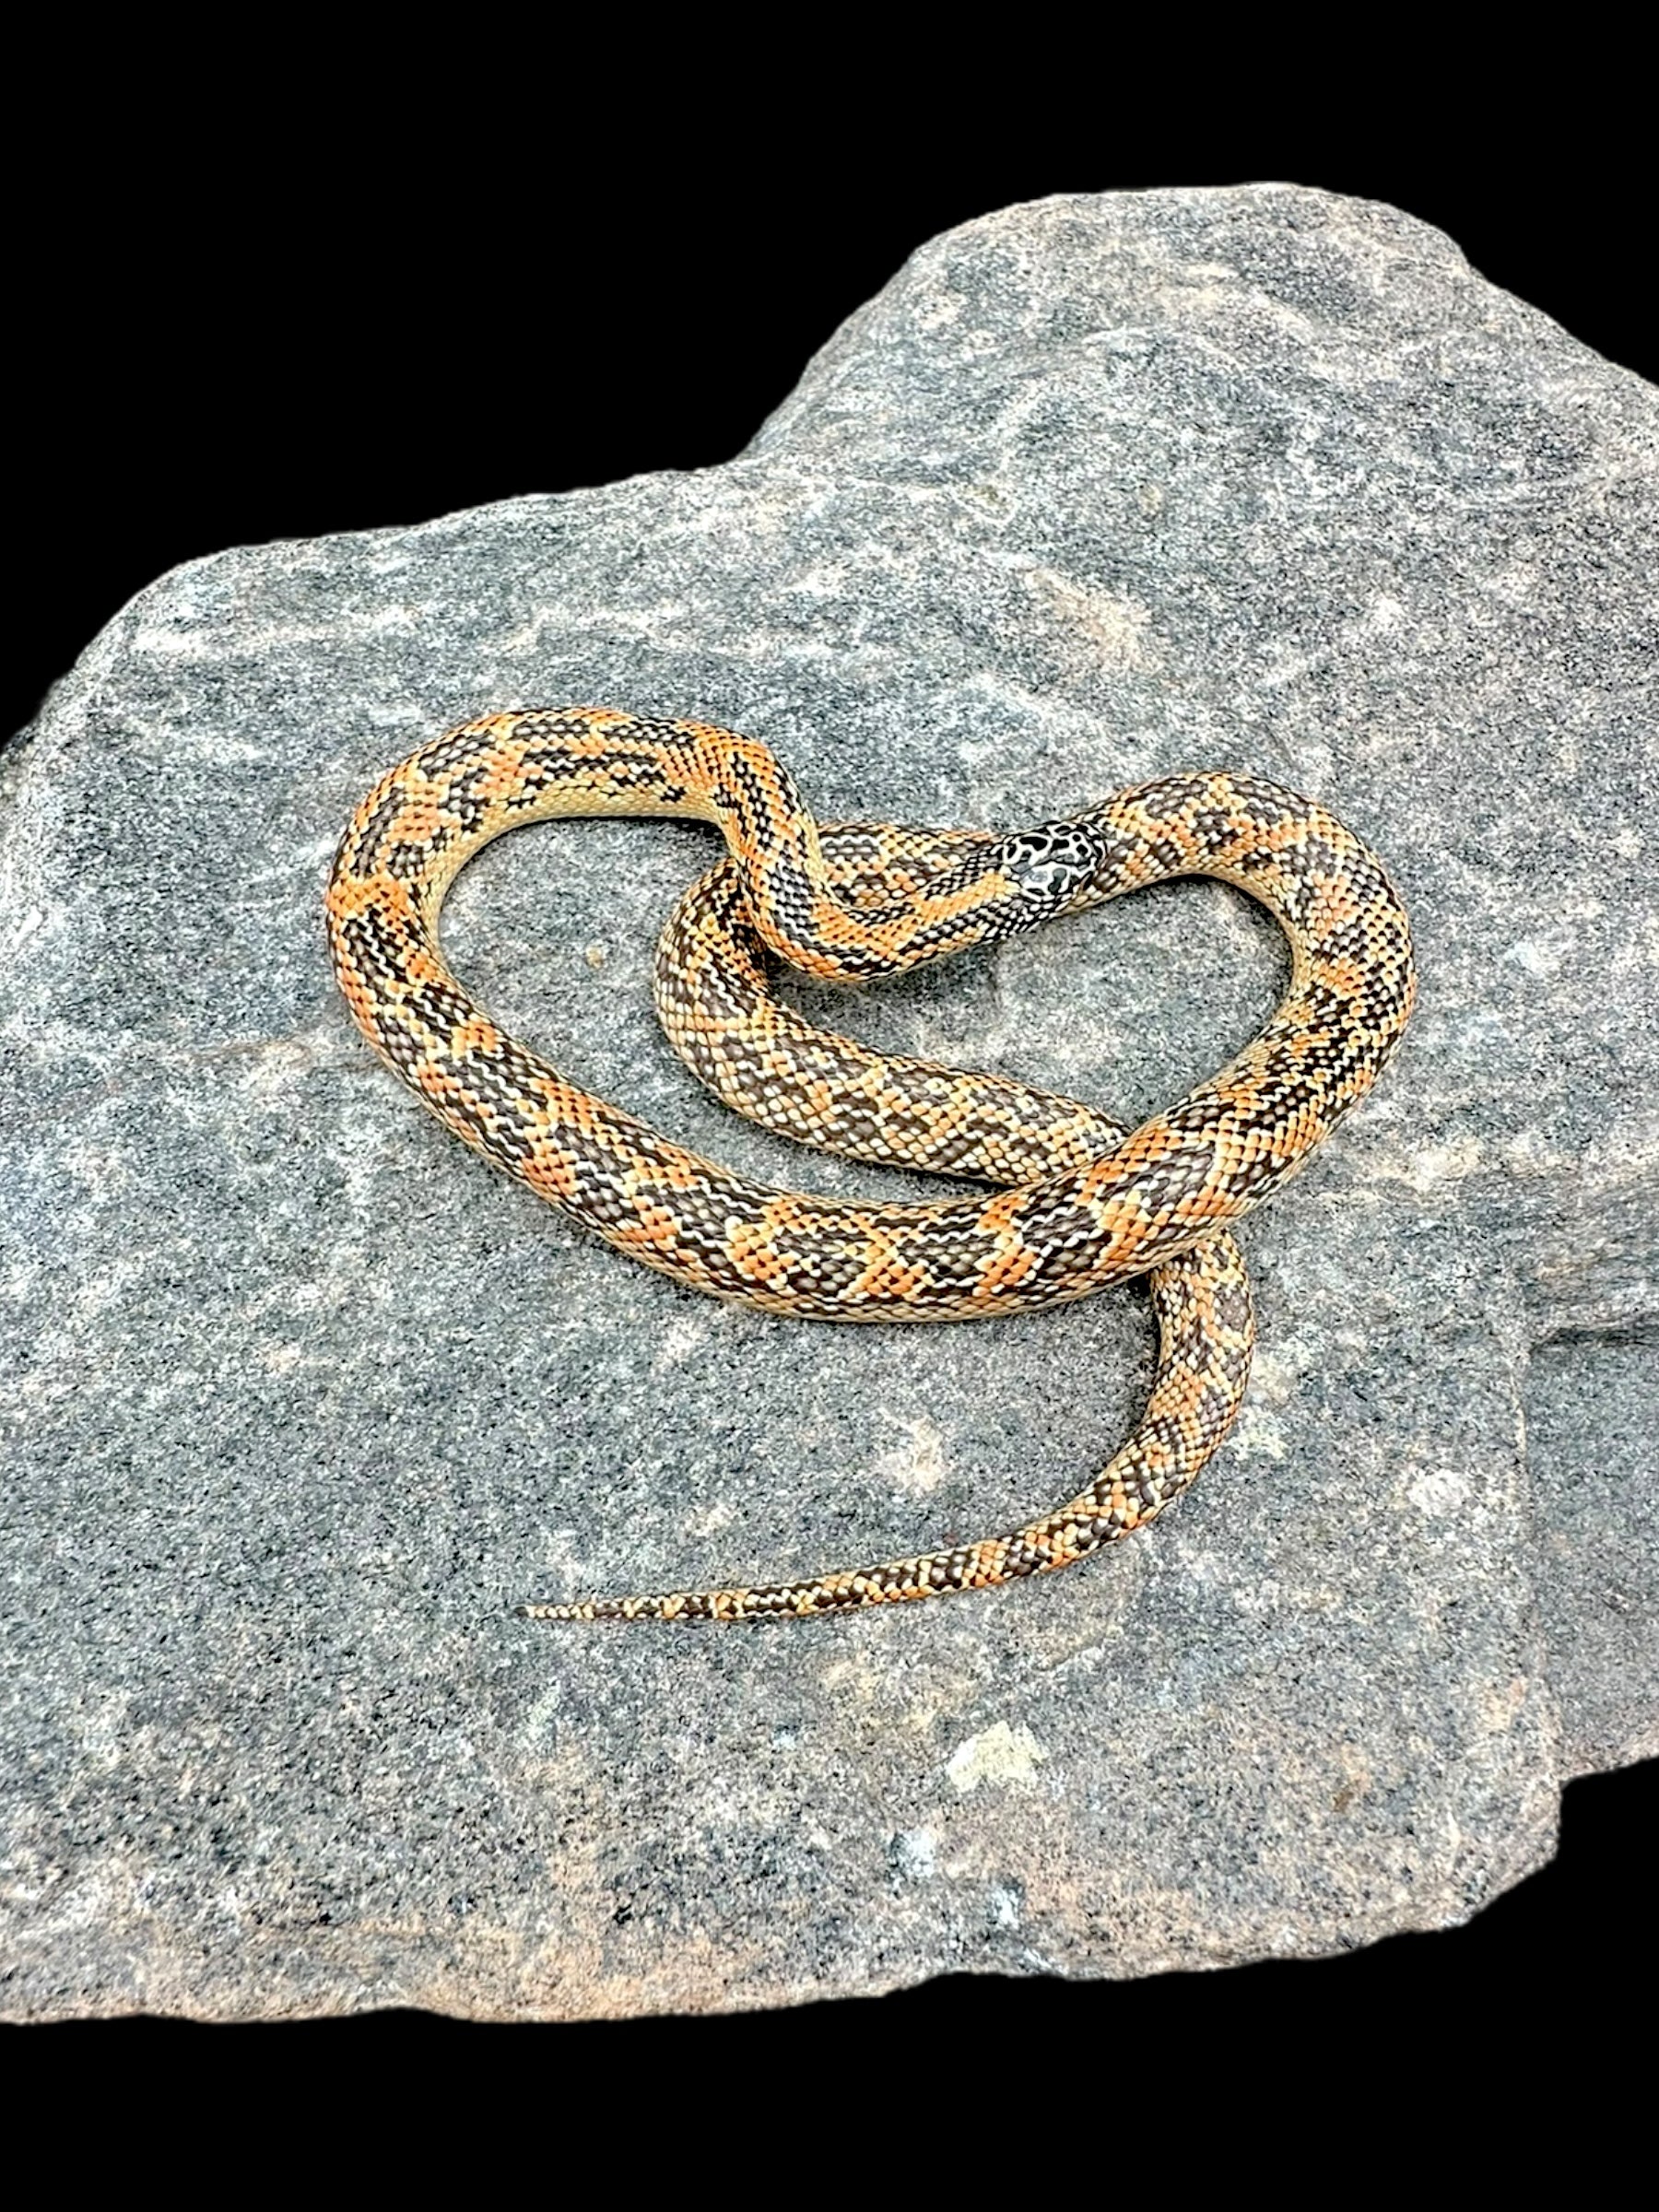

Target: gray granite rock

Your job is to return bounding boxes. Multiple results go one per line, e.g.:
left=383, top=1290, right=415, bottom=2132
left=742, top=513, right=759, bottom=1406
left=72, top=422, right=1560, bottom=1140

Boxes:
left=2, top=184, right=1654, bottom=2020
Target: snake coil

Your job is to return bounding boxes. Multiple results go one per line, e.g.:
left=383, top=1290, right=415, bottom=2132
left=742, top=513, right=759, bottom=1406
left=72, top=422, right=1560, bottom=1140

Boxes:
left=325, top=709, right=1416, bottom=1620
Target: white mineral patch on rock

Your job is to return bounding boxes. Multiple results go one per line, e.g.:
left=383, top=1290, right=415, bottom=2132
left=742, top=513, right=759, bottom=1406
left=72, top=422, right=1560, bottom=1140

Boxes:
left=946, top=1723, right=1051, bottom=1794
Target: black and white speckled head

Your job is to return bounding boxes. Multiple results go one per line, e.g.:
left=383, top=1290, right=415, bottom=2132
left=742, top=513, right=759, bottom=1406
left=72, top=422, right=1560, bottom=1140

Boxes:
left=987, top=820, right=1110, bottom=932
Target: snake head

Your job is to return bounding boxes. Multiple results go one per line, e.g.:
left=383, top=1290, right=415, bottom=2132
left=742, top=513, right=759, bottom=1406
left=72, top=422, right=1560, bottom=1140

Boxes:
left=992, top=821, right=1110, bottom=922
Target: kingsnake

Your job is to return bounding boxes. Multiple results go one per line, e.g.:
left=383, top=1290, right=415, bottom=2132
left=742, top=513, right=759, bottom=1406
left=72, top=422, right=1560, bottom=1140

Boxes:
left=325, top=709, right=1416, bottom=1620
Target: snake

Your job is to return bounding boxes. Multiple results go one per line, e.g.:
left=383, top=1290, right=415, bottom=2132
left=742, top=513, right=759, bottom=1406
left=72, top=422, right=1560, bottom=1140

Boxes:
left=324, top=707, right=1416, bottom=1620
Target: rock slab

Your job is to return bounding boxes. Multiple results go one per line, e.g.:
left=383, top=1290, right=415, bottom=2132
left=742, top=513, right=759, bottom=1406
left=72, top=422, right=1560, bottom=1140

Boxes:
left=3, top=186, right=1655, bottom=2019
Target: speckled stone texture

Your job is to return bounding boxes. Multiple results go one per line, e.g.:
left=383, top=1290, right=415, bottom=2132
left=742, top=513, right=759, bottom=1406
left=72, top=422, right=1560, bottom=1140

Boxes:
left=3, top=185, right=1654, bottom=2020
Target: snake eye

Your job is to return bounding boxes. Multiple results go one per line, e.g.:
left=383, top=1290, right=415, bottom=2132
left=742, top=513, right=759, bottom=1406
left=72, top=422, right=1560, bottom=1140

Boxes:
left=994, top=822, right=1107, bottom=914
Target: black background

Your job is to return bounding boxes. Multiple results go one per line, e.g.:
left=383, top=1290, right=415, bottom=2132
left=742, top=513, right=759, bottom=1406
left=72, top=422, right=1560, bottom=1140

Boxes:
left=6, top=53, right=1653, bottom=2093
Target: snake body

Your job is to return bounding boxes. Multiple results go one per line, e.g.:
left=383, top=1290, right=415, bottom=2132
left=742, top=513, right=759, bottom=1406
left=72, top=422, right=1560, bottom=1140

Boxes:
left=324, top=708, right=1416, bottom=1619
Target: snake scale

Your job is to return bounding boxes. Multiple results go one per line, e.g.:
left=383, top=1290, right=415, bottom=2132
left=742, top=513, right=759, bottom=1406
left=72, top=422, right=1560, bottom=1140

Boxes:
left=325, top=708, right=1416, bottom=1620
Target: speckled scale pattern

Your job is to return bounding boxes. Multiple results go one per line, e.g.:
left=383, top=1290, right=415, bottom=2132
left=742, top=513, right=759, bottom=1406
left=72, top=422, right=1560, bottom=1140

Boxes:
left=324, top=708, right=1416, bottom=1619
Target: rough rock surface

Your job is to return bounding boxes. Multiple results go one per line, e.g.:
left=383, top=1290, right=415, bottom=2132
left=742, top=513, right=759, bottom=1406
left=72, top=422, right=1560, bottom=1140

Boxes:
left=3, top=185, right=1654, bottom=2020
